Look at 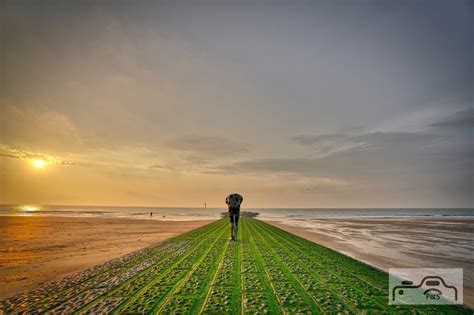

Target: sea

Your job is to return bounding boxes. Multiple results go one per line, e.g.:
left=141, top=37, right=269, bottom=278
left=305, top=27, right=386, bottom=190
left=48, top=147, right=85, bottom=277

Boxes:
left=0, top=204, right=472, bottom=221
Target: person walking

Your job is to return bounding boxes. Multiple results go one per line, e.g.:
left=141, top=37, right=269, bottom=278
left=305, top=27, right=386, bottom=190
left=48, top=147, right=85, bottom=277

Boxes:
left=225, top=193, right=243, bottom=241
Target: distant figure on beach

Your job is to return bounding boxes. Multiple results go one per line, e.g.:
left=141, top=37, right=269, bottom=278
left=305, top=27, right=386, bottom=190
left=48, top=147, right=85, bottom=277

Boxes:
left=150, top=211, right=153, bottom=217
left=226, top=193, right=243, bottom=241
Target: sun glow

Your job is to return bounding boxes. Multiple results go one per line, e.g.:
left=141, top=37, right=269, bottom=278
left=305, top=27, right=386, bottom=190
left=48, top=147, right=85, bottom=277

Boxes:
left=18, top=205, right=41, bottom=212
left=32, top=159, right=46, bottom=168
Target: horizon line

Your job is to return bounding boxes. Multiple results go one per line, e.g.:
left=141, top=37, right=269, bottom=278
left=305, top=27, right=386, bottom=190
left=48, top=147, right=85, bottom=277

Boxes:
left=1, top=203, right=472, bottom=210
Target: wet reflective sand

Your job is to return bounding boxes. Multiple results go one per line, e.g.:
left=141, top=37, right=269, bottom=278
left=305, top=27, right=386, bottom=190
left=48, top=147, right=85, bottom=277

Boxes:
left=266, top=218, right=474, bottom=308
left=0, top=215, right=212, bottom=300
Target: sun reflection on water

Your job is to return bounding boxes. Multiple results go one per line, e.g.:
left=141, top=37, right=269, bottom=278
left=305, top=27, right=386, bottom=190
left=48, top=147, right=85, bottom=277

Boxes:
left=16, top=205, right=42, bottom=213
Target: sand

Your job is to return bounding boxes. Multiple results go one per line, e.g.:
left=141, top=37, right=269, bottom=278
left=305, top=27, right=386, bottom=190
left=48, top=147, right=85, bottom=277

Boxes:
left=265, top=218, right=474, bottom=308
left=2, top=215, right=472, bottom=308
left=0, top=215, right=213, bottom=300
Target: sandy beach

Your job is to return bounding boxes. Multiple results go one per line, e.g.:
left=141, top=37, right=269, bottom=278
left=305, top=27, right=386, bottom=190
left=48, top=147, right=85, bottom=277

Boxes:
left=0, top=215, right=213, bottom=300
left=266, top=218, right=474, bottom=308
left=2, top=215, right=472, bottom=309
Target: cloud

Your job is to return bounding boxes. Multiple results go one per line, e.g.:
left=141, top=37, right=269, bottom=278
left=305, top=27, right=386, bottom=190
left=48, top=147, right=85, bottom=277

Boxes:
left=0, top=104, right=85, bottom=152
left=220, top=130, right=468, bottom=181
left=292, top=131, right=439, bottom=157
left=165, top=135, right=249, bottom=157
left=147, top=154, right=224, bottom=174
left=353, top=132, right=440, bottom=148
left=292, top=134, right=348, bottom=146
left=430, top=107, right=474, bottom=128
left=149, top=164, right=168, bottom=170
left=292, top=133, right=362, bottom=157
left=0, top=144, right=80, bottom=166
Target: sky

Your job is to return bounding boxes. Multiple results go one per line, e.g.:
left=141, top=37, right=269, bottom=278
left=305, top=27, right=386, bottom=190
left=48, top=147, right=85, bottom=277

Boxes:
left=0, top=0, right=472, bottom=208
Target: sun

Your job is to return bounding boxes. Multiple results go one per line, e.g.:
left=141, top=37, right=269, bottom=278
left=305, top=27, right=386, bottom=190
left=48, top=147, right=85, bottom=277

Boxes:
left=32, top=159, right=46, bottom=168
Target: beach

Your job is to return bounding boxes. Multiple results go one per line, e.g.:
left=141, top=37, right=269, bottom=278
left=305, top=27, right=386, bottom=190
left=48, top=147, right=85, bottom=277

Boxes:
left=0, top=215, right=213, bottom=300
left=1, top=217, right=470, bottom=314
left=265, top=217, right=474, bottom=308
left=1, top=213, right=473, bottom=310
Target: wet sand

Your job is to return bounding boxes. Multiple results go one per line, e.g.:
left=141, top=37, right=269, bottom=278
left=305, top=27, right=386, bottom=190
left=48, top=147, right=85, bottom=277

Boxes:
left=0, top=215, right=213, bottom=300
left=265, top=218, right=474, bottom=308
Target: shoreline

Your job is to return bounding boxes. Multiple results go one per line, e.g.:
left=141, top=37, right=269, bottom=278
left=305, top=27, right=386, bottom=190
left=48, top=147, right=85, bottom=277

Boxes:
left=0, top=215, right=213, bottom=300
left=264, top=218, right=474, bottom=308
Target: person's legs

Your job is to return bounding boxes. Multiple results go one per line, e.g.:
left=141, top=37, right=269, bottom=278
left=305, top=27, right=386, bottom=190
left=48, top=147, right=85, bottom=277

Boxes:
left=229, top=212, right=236, bottom=240
left=228, top=207, right=240, bottom=241
left=234, top=213, right=239, bottom=240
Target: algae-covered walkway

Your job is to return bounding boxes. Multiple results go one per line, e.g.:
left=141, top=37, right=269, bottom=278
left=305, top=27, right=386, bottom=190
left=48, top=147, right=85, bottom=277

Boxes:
left=0, top=218, right=469, bottom=314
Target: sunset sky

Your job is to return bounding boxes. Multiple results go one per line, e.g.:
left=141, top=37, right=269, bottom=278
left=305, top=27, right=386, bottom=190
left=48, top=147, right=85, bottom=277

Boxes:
left=1, top=0, right=472, bottom=208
